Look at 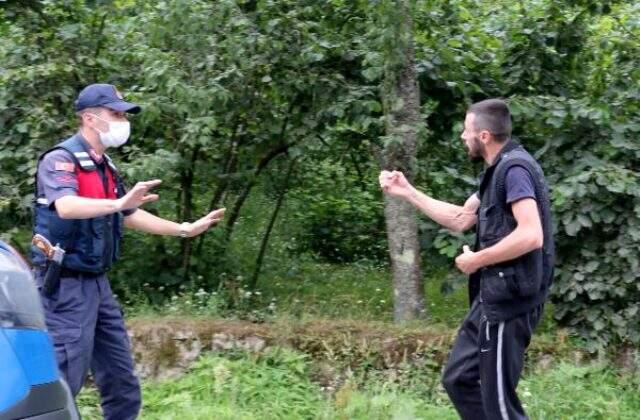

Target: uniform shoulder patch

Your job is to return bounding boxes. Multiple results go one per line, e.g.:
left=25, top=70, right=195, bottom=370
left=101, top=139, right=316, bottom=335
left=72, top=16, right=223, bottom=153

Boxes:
left=55, top=174, right=76, bottom=184
left=54, top=161, right=76, bottom=172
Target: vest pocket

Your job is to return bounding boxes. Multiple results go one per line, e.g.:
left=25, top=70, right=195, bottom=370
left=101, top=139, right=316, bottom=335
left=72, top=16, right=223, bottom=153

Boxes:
left=480, top=266, right=518, bottom=304
left=514, top=254, right=544, bottom=297
left=478, top=205, right=495, bottom=240
left=47, top=210, right=76, bottom=243
left=479, top=204, right=515, bottom=247
left=91, top=215, right=120, bottom=266
left=89, top=217, right=106, bottom=259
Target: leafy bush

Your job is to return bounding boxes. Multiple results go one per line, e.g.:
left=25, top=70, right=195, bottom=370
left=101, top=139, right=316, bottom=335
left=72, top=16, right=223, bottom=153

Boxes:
left=292, top=159, right=388, bottom=263
left=512, top=91, right=640, bottom=350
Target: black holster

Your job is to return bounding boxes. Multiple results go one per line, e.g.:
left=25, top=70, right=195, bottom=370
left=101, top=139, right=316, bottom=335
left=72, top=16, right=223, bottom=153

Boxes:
left=42, top=261, right=62, bottom=296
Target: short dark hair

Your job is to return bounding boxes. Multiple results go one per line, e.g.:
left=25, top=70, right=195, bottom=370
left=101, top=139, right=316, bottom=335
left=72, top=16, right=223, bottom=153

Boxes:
left=467, top=99, right=512, bottom=142
left=76, top=107, right=104, bottom=126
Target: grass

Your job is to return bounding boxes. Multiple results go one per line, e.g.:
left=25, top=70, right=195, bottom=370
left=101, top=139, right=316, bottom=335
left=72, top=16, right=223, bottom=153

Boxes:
left=123, top=258, right=557, bottom=339
left=121, top=256, right=474, bottom=325
left=78, top=256, right=604, bottom=420
left=254, top=261, right=469, bottom=325
left=90, top=190, right=610, bottom=419
left=77, top=346, right=640, bottom=420
left=82, top=258, right=600, bottom=419
left=521, top=363, right=640, bottom=419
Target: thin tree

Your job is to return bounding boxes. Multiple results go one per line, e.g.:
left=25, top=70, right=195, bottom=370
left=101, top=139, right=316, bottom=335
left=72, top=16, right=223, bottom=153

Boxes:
left=378, top=0, right=425, bottom=322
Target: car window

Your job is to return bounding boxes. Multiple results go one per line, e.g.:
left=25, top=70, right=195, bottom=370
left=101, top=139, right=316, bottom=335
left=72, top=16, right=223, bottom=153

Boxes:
left=0, top=244, right=46, bottom=330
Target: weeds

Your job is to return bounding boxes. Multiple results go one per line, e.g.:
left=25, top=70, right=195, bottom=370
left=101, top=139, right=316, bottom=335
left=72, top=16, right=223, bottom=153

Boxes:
left=78, top=347, right=640, bottom=420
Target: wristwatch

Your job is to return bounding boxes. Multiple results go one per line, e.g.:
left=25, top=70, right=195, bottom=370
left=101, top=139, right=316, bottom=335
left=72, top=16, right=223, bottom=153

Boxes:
left=179, top=222, right=191, bottom=238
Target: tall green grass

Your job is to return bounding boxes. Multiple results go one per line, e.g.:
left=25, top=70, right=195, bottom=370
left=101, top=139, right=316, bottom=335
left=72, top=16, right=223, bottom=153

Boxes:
left=78, top=347, right=640, bottom=420
left=520, top=363, right=640, bottom=419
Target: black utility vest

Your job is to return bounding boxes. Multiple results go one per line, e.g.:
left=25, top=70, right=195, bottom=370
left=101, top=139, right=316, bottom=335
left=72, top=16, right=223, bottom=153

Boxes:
left=470, top=140, right=555, bottom=322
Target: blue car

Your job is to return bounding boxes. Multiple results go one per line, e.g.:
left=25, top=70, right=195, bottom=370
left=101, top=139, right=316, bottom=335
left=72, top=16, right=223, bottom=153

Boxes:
left=0, top=241, right=78, bottom=420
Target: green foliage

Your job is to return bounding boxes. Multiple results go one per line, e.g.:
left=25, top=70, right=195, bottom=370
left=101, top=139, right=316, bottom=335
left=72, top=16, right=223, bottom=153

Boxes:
left=291, top=158, right=387, bottom=263
left=76, top=347, right=640, bottom=419
left=505, top=0, right=640, bottom=348
left=2, top=0, right=640, bottom=347
left=521, top=363, right=640, bottom=419
left=551, top=163, right=640, bottom=349
left=121, top=259, right=469, bottom=327
left=78, top=348, right=329, bottom=419
left=141, top=348, right=326, bottom=419
left=414, top=0, right=640, bottom=349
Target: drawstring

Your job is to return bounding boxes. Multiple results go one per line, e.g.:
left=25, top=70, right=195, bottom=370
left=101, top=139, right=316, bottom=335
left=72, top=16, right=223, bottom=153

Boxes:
left=486, top=319, right=490, bottom=341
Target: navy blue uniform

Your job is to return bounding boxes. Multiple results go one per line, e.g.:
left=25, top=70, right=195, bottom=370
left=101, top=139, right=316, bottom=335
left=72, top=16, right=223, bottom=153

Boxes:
left=34, top=134, right=141, bottom=420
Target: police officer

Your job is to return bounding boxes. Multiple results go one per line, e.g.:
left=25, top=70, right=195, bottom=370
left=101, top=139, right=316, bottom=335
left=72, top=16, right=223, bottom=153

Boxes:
left=379, top=99, right=554, bottom=419
left=32, top=83, right=225, bottom=419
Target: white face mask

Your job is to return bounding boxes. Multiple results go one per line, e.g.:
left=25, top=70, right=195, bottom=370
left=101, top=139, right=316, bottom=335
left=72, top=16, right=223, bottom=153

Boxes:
left=90, top=114, right=131, bottom=148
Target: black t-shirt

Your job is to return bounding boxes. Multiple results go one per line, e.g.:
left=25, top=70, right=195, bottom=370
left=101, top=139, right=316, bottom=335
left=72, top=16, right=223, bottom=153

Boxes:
left=475, top=165, right=537, bottom=206
left=505, top=165, right=536, bottom=205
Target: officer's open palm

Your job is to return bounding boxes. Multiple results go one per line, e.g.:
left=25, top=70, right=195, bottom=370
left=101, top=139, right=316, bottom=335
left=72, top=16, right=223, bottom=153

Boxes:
left=118, top=180, right=162, bottom=211
left=187, top=208, right=226, bottom=237
left=379, top=170, right=413, bottom=198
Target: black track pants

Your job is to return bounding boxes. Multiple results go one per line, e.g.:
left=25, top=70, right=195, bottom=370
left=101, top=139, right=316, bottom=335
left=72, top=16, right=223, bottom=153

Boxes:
left=442, top=298, right=542, bottom=420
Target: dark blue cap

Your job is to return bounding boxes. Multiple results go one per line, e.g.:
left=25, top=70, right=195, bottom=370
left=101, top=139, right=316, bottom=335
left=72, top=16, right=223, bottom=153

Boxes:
left=75, top=83, right=141, bottom=114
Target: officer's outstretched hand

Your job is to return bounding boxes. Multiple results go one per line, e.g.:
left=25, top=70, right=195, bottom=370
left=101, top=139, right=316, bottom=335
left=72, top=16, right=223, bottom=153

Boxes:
left=186, top=208, right=226, bottom=237
left=117, top=180, right=162, bottom=211
left=379, top=170, right=414, bottom=198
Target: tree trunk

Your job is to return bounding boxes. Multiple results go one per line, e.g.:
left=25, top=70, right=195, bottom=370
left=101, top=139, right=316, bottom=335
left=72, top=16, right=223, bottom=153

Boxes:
left=381, top=0, right=425, bottom=323
left=195, top=122, right=243, bottom=256
left=206, top=121, right=243, bottom=213
left=249, top=158, right=297, bottom=289
left=224, top=142, right=292, bottom=240
left=180, top=146, right=199, bottom=283
left=224, top=102, right=296, bottom=240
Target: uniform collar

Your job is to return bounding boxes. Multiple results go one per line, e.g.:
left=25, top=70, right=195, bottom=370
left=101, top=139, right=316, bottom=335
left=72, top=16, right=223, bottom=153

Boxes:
left=74, top=132, right=104, bottom=164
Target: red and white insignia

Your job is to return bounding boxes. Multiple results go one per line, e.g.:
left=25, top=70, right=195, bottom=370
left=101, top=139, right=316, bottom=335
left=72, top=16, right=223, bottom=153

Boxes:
left=55, top=175, right=76, bottom=184
left=54, top=162, right=75, bottom=172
